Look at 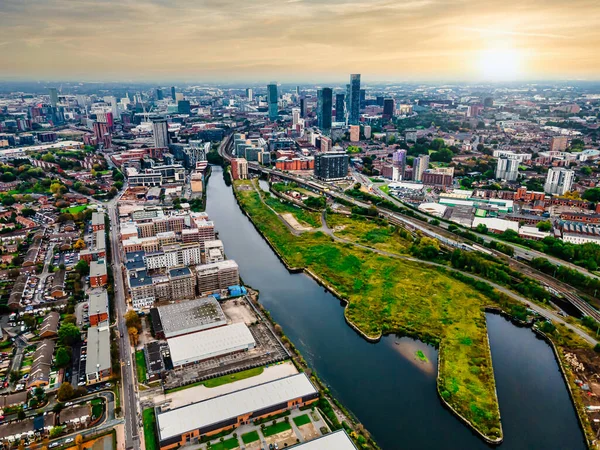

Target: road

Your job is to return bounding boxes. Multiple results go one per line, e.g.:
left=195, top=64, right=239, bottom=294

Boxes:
left=106, top=194, right=141, bottom=450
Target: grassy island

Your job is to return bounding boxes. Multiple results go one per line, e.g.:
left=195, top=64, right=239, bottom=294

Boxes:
left=234, top=180, right=504, bottom=441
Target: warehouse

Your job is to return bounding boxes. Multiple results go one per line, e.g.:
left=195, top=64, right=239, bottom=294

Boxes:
left=155, top=373, right=319, bottom=450
left=167, top=322, right=256, bottom=367
left=291, top=430, right=357, bottom=449
left=157, top=297, right=227, bottom=338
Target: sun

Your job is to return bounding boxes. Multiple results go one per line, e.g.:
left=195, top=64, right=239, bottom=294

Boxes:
left=478, top=47, right=522, bottom=81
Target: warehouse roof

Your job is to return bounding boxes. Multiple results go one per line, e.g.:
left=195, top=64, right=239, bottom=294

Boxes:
left=291, top=430, right=357, bottom=449
left=157, top=297, right=226, bottom=338
left=85, top=321, right=111, bottom=375
left=156, top=373, right=317, bottom=441
left=168, top=322, right=255, bottom=366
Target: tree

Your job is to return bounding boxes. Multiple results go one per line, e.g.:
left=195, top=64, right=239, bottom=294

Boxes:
left=17, top=409, right=26, bottom=421
left=536, top=221, right=552, bottom=232
left=57, top=382, right=75, bottom=401
left=75, top=434, right=83, bottom=450
left=54, top=347, right=71, bottom=368
left=430, top=148, right=453, bottom=163
left=582, top=187, right=600, bottom=203
left=74, top=259, right=90, bottom=276
left=73, top=239, right=86, bottom=250
left=49, top=182, right=63, bottom=195
left=128, top=327, right=139, bottom=346
left=58, top=323, right=81, bottom=346
left=125, top=310, right=142, bottom=332
left=581, top=166, right=593, bottom=176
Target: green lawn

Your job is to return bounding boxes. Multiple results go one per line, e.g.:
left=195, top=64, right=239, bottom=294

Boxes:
left=61, top=204, right=89, bottom=214
left=135, top=350, right=147, bottom=383
left=293, top=414, right=311, bottom=427
left=91, top=399, right=104, bottom=419
left=241, top=431, right=260, bottom=444
left=264, top=195, right=321, bottom=228
left=208, top=437, right=239, bottom=450
left=142, top=408, right=159, bottom=450
left=379, top=185, right=390, bottom=194
left=234, top=180, right=503, bottom=441
left=262, top=421, right=292, bottom=437
left=165, top=367, right=264, bottom=393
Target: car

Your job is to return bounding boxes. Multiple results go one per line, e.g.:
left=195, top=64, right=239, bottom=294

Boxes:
left=65, top=402, right=73, bottom=406
left=65, top=438, right=74, bottom=444
left=105, top=383, right=112, bottom=387
left=49, top=442, right=60, bottom=448
left=127, top=361, right=131, bottom=366
left=78, top=381, right=86, bottom=387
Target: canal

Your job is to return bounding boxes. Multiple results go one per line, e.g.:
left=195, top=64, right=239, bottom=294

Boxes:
left=206, top=166, right=585, bottom=450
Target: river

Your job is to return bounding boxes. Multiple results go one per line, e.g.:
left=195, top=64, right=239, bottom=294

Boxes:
left=206, top=166, right=585, bottom=450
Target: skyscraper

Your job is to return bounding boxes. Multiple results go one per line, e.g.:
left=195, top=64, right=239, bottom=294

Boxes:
left=292, top=108, right=300, bottom=127
left=267, top=82, right=278, bottom=121
left=299, top=97, right=306, bottom=118
left=383, top=98, right=395, bottom=120
left=246, top=88, right=253, bottom=102
left=544, top=167, right=574, bottom=195
left=392, top=149, right=407, bottom=180
left=314, top=152, right=348, bottom=180
left=178, top=100, right=191, bottom=115
left=317, top=88, right=333, bottom=133
left=171, top=86, right=176, bottom=101
left=349, top=74, right=361, bottom=125
left=156, top=89, right=164, bottom=101
left=359, top=89, right=366, bottom=109
left=413, top=155, right=430, bottom=182
left=335, top=94, right=345, bottom=122
left=152, top=118, right=169, bottom=149
left=495, top=156, right=519, bottom=181
left=48, top=88, right=58, bottom=107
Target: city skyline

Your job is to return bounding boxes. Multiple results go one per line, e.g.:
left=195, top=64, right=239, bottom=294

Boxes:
left=1, top=0, right=599, bottom=82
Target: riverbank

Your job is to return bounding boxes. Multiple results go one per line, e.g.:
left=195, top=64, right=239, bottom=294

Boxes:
left=232, top=179, right=504, bottom=443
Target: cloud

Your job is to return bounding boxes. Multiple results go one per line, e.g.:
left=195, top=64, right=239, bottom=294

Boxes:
left=0, top=0, right=599, bottom=81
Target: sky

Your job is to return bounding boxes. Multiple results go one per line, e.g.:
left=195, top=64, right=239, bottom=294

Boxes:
left=0, top=0, right=599, bottom=83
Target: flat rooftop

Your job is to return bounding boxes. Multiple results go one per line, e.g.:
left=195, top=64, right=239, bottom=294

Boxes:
left=290, top=430, right=357, bottom=449
left=157, top=297, right=227, bottom=338
left=85, top=321, right=111, bottom=375
left=88, top=289, right=109, bottom=315
left=156, top=373, right=317, bottom=441
left=167, top=322, right=255, bottom=367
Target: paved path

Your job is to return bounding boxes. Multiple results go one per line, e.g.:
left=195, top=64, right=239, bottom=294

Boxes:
left=319, top=211, right=599, bottom=346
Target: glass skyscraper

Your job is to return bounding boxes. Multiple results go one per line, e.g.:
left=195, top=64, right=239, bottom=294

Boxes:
left=267, top=82, right=278, bottom=121
left=349, top=74, right=361, bottom=125
left=317, top=88, right=333, bottom=133
left=335, top=93, right=345, bottom=122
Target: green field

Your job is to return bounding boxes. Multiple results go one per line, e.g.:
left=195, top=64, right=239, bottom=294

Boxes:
left=165, top=367, right=264, bottom=393
left=142, top=408, right=159, bottom=450
left=263, top=194, right=321, bottom=228
left=234, top=180, right=503, bottom=441
left=135, top=350, right=147, bottom=383
left=262, top=421, right=292, bottom=437
left=61, top=204, right=89, bottom=214
left=209, top=437, right=239, bottom=450
left=91, top=399, right=104, bottom=419
left=293, top=414, right=311, bottom=427
left=241, top=431, right=260, bottom=444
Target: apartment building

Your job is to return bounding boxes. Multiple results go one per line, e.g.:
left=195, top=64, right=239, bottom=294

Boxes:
left=168, top=267, right=196, bottom=300
left=196, top=260, right=240, bottom=294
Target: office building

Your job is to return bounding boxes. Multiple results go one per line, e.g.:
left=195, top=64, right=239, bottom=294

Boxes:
left=177, top=100, right=191, bottom=114
left=155, top=373, right=318, bottom=449
left=376, top=96, right=384, bottom=106
left=171, top=86, right=176, bottom=101
left=299, top=96, right=306, bottom=118
left=550, top=135, right=569, bottom=152
left=364, top=125, right=372, bottom=139
left=349, top=125, right=360, bottom=142
left=495, top=156, right=520, bottom=181
left=320, top=136, right=332, bottom=153
left=383, top=98, right=394, bottom=119
left=544, top=167, right=574, bottom=195
left=246, top=88, right=253, bottom=101
left=48, top=88, right=58, bottom=107
left=156, top=88, right=164, bottom=100
left=413, top=155, right=430, bottom=182
left=152, top=118, right=169, bottom=149
left=231, top=158, right=248, bottom=180
left=317, top=88, right=333, bottom=132
left=349, top=74, right=361, bottom=124
left=267, top=82, right=278, bottom=121
left=335, top=93, right=345, bottom=122
left=292, top=108, right=300, bottom=126
left=314, top=152, right=348, bottom=180
left=359, top=89, right=366, bottom=109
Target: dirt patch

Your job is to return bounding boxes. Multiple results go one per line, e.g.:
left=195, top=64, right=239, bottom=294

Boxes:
left=564, top=346, right=600, bottom=437
left=281, top=213, right=312, bottom=232
left=298, top=423, right=319, bottom=441
left=221, top=298, right=259, bottom=325
left=264, top=429, right=298, bottom=448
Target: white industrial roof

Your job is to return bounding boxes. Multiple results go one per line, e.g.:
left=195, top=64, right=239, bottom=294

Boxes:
left=167, top=322, right=255, bottom=366
left=291, top=430, right=357, bottom=449
left=158, top=297, right=227, bottom=338
left=472, top=217, right=519, bottom=233
left=156, top=373, right=317, bottom=441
